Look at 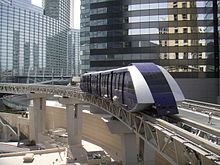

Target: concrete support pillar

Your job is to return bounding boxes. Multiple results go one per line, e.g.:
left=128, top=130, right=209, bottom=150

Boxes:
left=58, top=97, right=87, bottom=163
left=66, top=103, right=82, bottom=146
left=27, top=93, right=46, bottom=143
left=121, top=133, right=138, bottom=165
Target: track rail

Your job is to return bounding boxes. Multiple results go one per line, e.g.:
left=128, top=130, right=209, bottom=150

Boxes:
left=168, top=115, right=220, bottom=146
left=180, top=99, right=220, bottom=117
left=0, top=83, right=220, bottom=164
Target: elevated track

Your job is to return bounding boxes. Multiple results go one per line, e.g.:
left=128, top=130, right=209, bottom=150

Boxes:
left=0, top=83, right=220, bottom=164
left=180, top=99, right=220, bottom=117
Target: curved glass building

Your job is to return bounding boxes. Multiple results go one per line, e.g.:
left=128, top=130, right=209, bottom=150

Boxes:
left=81, top=0, right=220, bottom=102
left=0, top=0, right=70, bottom=82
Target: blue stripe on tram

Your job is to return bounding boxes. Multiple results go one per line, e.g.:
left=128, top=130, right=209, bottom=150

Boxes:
left=131, top=63, right=178, bottom=116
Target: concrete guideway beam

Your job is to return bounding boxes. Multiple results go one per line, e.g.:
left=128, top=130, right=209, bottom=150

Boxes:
left=58, top=97, right=87, bottom=163
left=103, top=117, right=139, bottom=164
left=105, top=117, right=155, bottom=164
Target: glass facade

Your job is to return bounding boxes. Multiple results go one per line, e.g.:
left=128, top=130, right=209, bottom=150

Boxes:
left=43, top=0, right=70, bottom=77
left=81, top=0, right=219, bottom=78
left=80, top=0, right=91, bottom=74
left=0, top=0, right=70, bottom=82
left=218, top=1, right=220, bottom=70
left=67, top=29, right=80, bottom=76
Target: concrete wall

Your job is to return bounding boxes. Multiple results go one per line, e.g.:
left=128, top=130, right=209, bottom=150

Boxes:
left=0, top=105, right=173, bottom=164
left=0, top=107, right=122, bottom=161
left=0, top=113, right=18, bottom=130
left=17, top=117, right=29, bottom=138
left=82, top=112, right=122, bottom=161
left=0, top=119, right=18, bottom=141
left=0, top=113, right=30, bottom=139
left=45, top=106, right=67, bottom=129
left=176, top=78, right=219, bottom=103
left=44, top=106, right=122, bottom=161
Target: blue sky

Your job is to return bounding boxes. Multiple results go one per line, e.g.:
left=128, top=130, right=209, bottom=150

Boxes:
left=32, top=0, right=80, bottom=29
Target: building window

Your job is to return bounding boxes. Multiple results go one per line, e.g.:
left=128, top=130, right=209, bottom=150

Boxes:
left=106, top=54, right=114, bottom=59
left=182, top=2, right=187, bottom=8
left=192, top=53, right=198, bottom=59
left=174, top=28, right=178, bottom=33
left=199, top=67, right=204, bottom=72
left=173, top=2, right=177, bottom=8
left=183, top=28, right=188, bottom=33
left=175, top=40, right=178, bottom=46
left=183, top=39, right=188, bottom=45
left=164, top=53, right=168, bottom=59
left=174, top=14, right=178, bottom=21
left=164, top=41, right=167, bottom=46
left=183, top=52, right=188, bottom=59
left=182, top=14, right=187, bottom=20
left=159, top=27, right=168, bottom=34
left=175, top=52, right=179, bottom=59
left=123, top=42, right=131, bottom=48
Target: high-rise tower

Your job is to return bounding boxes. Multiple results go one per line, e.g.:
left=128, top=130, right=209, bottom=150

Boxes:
left=43, top=0, right=70, bottom=76
left=67, top=29, right=80, bottom=76
left=81, top=0, right=220, bottom=102
left=0, top=0, right=70, bottom=82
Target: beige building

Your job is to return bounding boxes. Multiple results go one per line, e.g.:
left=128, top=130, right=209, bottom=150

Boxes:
left=159, top=1, right=207, bottom=73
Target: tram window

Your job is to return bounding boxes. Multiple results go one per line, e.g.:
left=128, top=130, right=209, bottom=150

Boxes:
left=112, top=73, right=116, bottom=90
left=108, top=73, right=112, bottom=87
left=124, top=72, right=135, bottom=94
left=86, top=76, right=88, bottom=85
left=118, top=73, right=121, bottom=90
left=107, top=75, right=109, bottom=87
left=86, top=76, right=90, bottom=90
left=103, top=75, right=106, bottom=87
left=121, top=73, right=125, bottom=90
left=92, top=75, right=97, bottom=88
left=115, top=74, right=119, bottom=90
left=115, top=74, right=118, bottom=89
left=96, top=75, right=98, bottom=89
left=101, top=75, right=103, bottom=87
left=142, top=71, right=170, bottom=93
left=105, top=75, right=107, bottom=87
left=92, top=76, right=94, bottom=87
left=118, top=73, right=123, bottom=90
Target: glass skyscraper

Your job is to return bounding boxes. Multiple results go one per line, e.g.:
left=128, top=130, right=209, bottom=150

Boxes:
left=0, top=0, right=70, bottom=82
left=80, top=0, right=90, bottom=74
left=67, top=29, right=80, bottom=76
left=82, top=0, right=218, bottom=78
left=81, top=0, right=220, bottom=102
